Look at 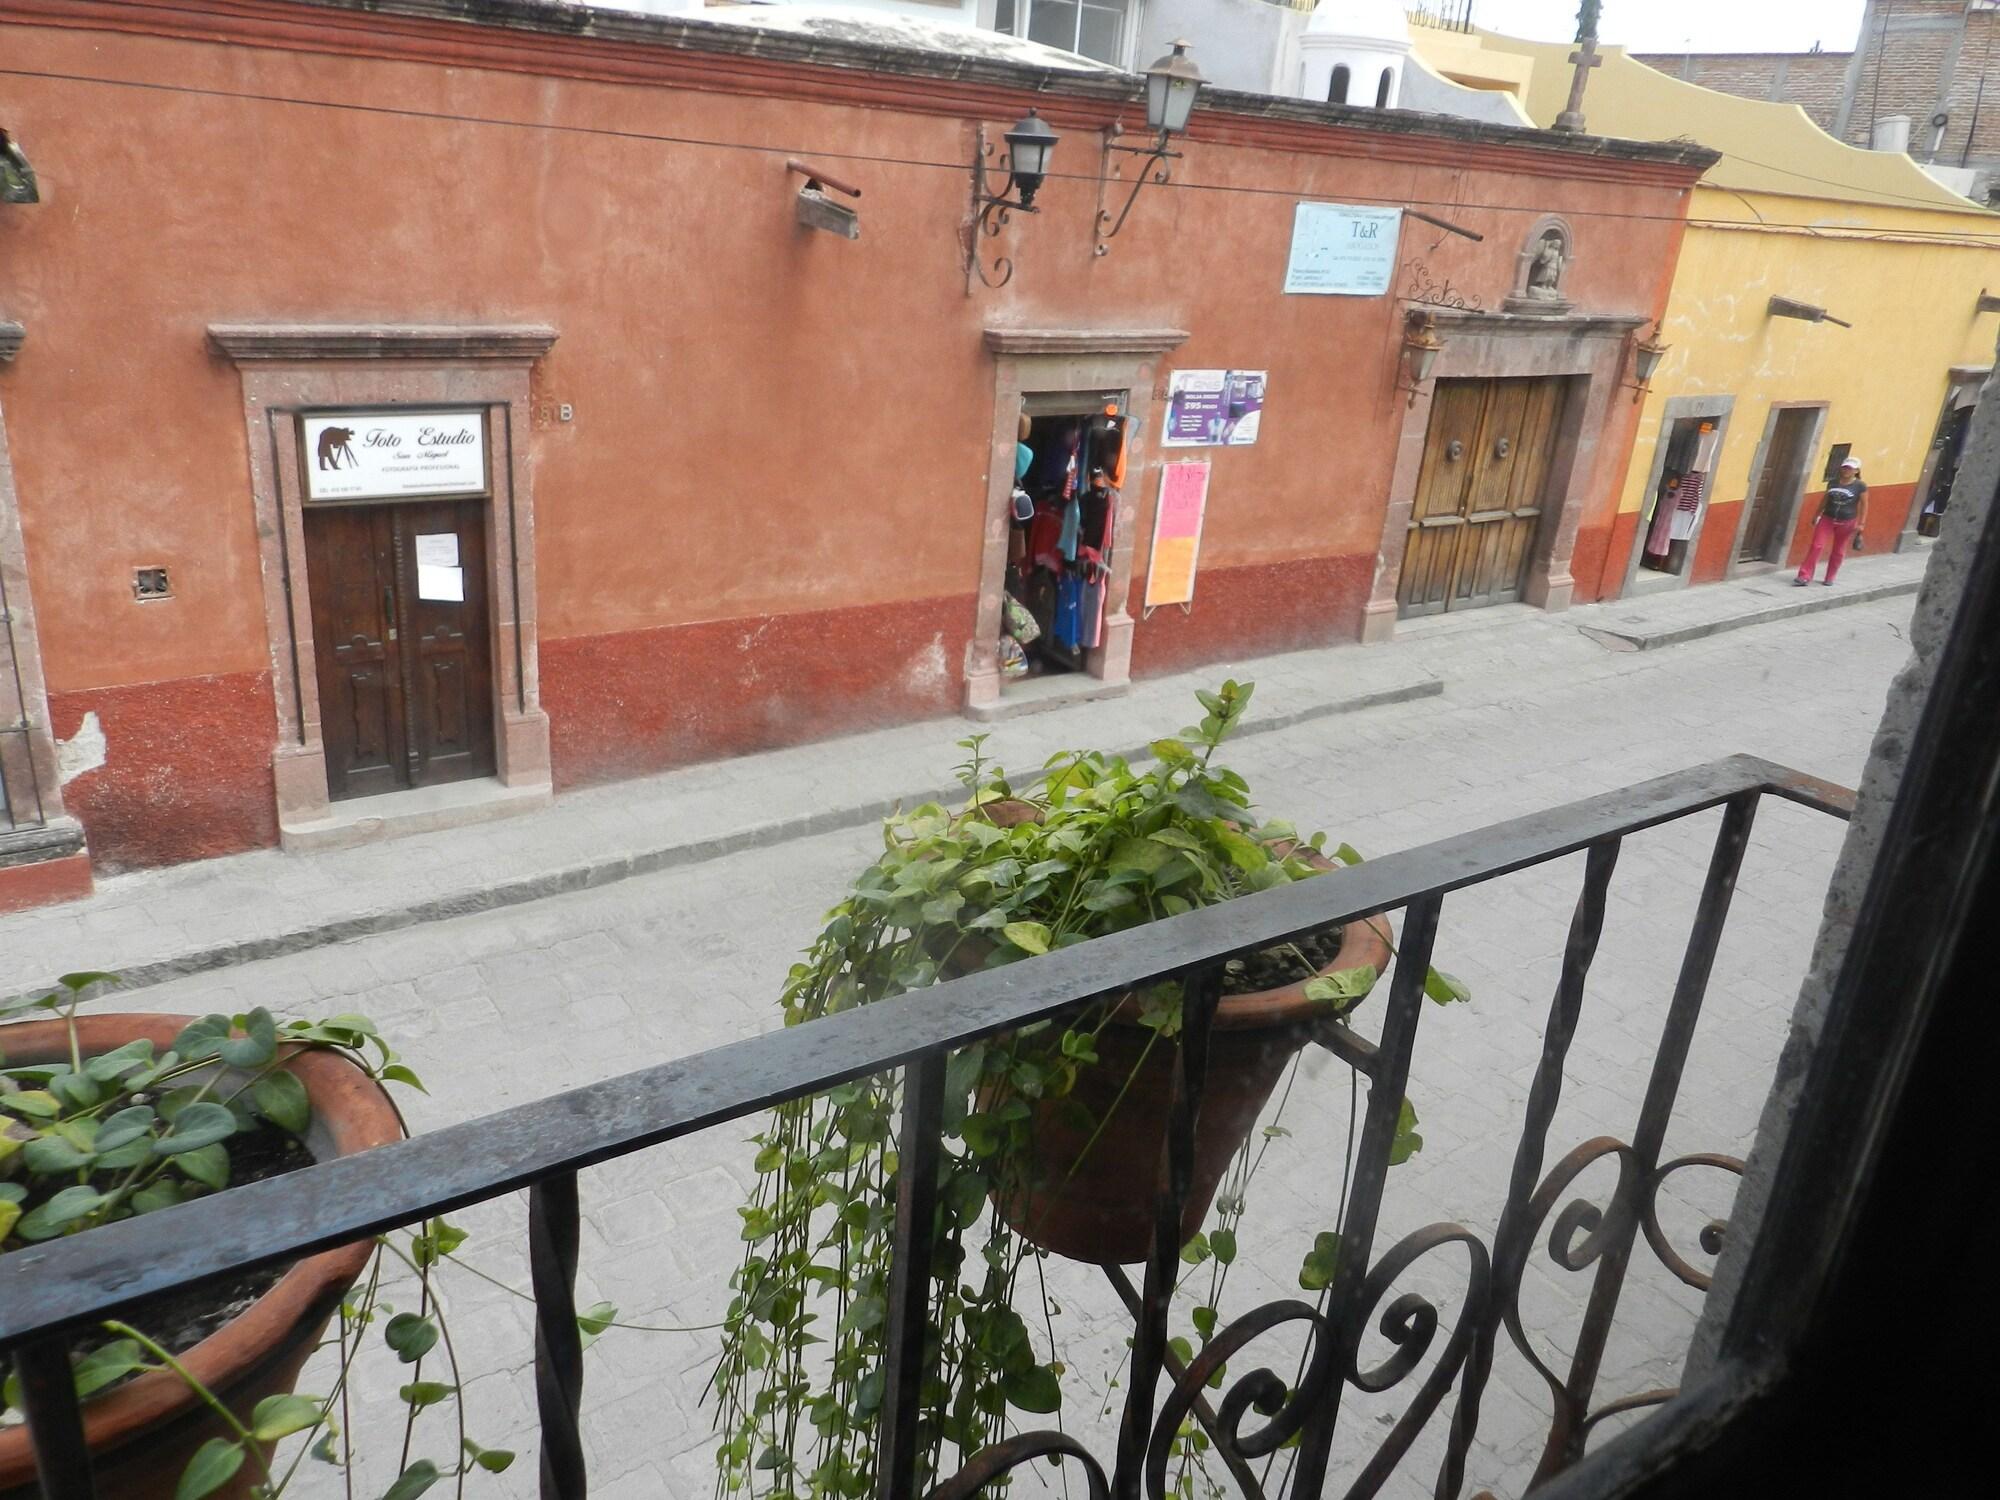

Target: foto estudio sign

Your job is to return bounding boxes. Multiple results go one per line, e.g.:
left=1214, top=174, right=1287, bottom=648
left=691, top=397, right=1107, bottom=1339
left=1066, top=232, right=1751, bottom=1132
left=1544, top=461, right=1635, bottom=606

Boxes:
left=302, top=411, right=488, bottom=502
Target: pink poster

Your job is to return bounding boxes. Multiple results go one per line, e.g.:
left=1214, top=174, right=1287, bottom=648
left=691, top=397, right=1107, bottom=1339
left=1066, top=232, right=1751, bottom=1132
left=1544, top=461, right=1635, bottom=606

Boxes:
left=1145, top=461, right=1211, bottom=608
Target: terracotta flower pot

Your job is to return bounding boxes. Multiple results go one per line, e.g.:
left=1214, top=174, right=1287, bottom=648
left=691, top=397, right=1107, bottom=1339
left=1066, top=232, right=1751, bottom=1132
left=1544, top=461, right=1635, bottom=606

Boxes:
left=0, top=1014, right=404, bottom=1500
left=991, top=909, right=1394, bottom=1265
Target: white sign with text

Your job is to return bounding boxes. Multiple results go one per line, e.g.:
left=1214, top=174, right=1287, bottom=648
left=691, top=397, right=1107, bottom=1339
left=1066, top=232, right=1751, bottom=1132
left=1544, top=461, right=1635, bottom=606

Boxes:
left=302, top=411, right=488, bottom=501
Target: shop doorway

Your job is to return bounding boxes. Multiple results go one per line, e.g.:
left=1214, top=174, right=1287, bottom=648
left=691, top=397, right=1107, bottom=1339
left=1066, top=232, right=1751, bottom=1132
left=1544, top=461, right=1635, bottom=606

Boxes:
left=998, top=393, right=1128, bottom=688
left=1739, top=406, right=1822, bottom=566
left=1634, top=416, right=1723, bottom=581
left=1914, top=401, right=1975, bottom=539
left=1397, top=375, right=1566, bottom=617
left=303, top=497, right=495, bottom=801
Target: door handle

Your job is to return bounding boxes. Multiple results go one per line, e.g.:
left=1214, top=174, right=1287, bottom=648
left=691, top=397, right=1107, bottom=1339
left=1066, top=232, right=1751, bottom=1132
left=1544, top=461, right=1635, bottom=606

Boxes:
left=384, top=584, right=398, bottom=642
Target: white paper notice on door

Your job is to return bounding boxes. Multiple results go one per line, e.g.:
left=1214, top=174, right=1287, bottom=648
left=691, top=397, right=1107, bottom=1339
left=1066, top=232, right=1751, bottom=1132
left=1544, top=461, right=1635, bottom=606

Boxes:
left=416, top=564, right=465, bottom=602
left=415, top=532, right=460, bottom=567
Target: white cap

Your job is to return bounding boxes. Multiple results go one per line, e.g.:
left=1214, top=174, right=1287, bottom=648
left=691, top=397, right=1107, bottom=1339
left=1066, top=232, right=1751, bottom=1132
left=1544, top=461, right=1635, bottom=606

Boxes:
left=1839, top=457, right=1862, bottom=470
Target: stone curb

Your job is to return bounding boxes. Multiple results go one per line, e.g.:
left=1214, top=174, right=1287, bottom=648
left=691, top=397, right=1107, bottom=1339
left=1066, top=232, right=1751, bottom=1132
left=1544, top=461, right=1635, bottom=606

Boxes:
left=7, top=677, right=1442, bottom=1005
left=1575, top=577, right=1924, bottom=652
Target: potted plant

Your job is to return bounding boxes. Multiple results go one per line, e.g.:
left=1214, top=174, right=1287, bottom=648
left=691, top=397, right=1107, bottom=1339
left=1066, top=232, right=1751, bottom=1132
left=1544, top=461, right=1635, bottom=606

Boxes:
left=711, top=682, right=1463, bottom=1497
left=0, top=983, right=541, bottom=1499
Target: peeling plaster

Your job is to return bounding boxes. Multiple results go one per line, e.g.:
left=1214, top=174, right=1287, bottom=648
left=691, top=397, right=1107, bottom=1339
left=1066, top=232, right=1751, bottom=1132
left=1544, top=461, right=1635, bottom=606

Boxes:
left=56, top=710, right=106, bottom=784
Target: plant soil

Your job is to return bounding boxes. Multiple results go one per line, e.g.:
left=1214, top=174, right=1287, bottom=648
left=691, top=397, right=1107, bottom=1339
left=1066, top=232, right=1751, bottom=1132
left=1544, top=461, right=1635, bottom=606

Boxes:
left=0, top=1124, right=312, bottom=1423
left=1220, top=924, right=1345, bottom=996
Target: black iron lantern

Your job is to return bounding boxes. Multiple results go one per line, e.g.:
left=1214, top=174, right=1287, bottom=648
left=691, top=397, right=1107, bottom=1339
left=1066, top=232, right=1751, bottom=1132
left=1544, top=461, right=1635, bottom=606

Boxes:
left=1003, top=111, right=1060, bottom=209
left=0, top=129, right=38, bottom=205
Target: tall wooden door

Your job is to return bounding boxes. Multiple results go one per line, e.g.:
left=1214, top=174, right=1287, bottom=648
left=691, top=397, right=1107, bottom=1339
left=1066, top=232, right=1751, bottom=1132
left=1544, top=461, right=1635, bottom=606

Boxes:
left=1740, top=408, right=1815, bottom=564
left=1398, top=376, right=1567, bottom=616
left=305, top=499, right=495, bottom=801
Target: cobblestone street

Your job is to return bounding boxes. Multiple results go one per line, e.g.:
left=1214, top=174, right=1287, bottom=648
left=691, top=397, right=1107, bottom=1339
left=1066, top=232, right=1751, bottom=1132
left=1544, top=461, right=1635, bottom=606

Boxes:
left=27, top=591, right=1913, bottom=1498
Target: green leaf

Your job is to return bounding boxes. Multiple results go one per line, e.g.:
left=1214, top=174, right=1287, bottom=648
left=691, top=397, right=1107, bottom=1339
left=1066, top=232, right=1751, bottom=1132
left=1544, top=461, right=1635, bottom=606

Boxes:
left=1107, top=837, right=1174, bottom=876
left=23, top=1134, right=95, bottom=1174
left=1191, top=1305, right=1218, bottom=1340
left=1149, top=738, right=1195, bottom=765
left=1179, top=1232, right=1211, bottom=1266
left=1303, top=965, right=1378, bottom=1008
left=1080, top=885, right=1137, bottom=913
left=0, top=1198, right=19, bottom=1241
left=73, top=1339, right=149, bottom=1399
left=920, top=893, right=965, bottom=926
left=152, top=1102, right=237, bottom=1156
left=462, top=1440, right=516, bottom=1474
left=1389, top=1098, right=1424, bottom=1166
left=83, top=1039, right=155, bottom=1083
left=1332, top=843, right=1365, bottom=867
left=0, top=1090, right=60, bottom=1119
left=218, top=1008, right=278, bottom=1069
left=1002, top=921, right=1050, bottom=956
left=171, top=1015, right=232, bottom=1063
left=1424, top=968, right=1472, bottom=1005
left=381, top=1460, right=442, bottom=1500
left=251, top=1071, right=310, bottom=1135
left=311, top=1428, right=340, bottom=1464
left=378, top=1064, right=427, bottom=1093
left=175, top=1437, right=246, bottom=1500
left=174, top=1143, right=230, bottom=1192
left=48, top=1071, right=104, bottom=1111
left=131, top=1178, right=184, bottom=1216
left=1210, top=1228, right=1237, bottom=1265
left=1000, top=1365, right=1062, bottom=1414
left=93, top=1104, right=158, bottom=1153
left=252, top=1393, right=323, bottom=1441
left=57, top=971, right=119, bottom=994
left=396, top=1381, right=455, bottom=1411
left=16, top=1185, right=104, bottom=1240
left=385, top=1313, right=439, bottom=1364
left=1299, top=1231, right=1343, bottom=1291
left=578, top=1302, right=617, bottom=1350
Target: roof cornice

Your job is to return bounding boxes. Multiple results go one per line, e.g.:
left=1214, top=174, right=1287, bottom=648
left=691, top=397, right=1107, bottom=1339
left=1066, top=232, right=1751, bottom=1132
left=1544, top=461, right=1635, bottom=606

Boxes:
left=0, top=0, right=1718, bottom=187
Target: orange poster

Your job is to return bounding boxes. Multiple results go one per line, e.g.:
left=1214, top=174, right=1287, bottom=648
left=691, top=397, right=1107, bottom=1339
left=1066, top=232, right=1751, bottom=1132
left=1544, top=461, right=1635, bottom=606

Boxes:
left=1144, top=461, right=1211, bottom=609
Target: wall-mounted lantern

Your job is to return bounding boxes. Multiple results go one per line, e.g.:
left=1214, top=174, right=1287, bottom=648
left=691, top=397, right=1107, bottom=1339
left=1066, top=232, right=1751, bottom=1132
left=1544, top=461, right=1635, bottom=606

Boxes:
left=1, top=129, right=38, bottom=205
left=1768, top=295, right=1853, bottom=329
left=1093, top=40, right=1206, bottom=256
left=1628, top=323, right=1671, bottom=402
left=966, top=110, right=1060, bottom=289
left=1401, top=311, right=1446, bottom=406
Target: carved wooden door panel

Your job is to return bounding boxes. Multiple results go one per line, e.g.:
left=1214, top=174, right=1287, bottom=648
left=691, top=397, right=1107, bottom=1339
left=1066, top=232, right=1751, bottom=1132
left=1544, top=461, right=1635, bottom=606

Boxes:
left=305, top=500, right=494, bottom=802
left=305, top=506, right=408, bottom=800
left=1398, top=376, right=1564, bottom=616
left=1741, top=407, right=1815, bottom=564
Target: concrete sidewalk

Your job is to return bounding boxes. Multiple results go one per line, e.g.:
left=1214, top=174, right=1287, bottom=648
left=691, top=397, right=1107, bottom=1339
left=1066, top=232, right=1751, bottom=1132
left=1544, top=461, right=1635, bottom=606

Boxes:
left=0, top=548, right=1928, bottom=1001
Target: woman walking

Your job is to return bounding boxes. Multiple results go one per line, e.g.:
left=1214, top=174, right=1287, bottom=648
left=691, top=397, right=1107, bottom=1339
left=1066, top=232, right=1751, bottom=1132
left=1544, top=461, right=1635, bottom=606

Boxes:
left=1796, top=457, right=1868, bottom=586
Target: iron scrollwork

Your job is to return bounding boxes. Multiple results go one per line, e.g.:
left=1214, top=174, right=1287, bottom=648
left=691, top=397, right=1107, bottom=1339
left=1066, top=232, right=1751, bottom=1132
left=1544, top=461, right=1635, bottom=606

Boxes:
left=1403, top=256, right=1485, bottom=312
left=966, top=130, right=1019, bottom=290
left=927, top=1430, right=1111, bottom=1499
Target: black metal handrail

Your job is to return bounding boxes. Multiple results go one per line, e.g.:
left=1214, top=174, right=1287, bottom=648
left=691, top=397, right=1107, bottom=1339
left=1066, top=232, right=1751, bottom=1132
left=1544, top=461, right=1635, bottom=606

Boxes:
left=0, top=752, right=1853, bottom=1500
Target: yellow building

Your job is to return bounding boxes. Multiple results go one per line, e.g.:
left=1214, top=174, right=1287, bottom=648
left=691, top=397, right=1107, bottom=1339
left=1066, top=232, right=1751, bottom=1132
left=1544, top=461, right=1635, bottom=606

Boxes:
left=1413, top=27, right=2000, bottom=593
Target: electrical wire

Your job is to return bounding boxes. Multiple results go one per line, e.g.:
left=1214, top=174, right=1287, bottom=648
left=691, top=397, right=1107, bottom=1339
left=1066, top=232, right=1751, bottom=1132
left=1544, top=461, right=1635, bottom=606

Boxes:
left=8, top=60, right=2000, bottom=243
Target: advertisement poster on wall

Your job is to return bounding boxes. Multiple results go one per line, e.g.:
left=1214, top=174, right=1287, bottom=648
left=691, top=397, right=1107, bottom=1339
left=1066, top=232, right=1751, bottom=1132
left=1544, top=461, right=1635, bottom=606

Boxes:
left=1144, top=461, right=1212, bottom=609
left=301, top=410, right=489, bottom=502
left=1162, top=370, right=1266, bottom=447
left=1283, top=203, right=1403, bottom=295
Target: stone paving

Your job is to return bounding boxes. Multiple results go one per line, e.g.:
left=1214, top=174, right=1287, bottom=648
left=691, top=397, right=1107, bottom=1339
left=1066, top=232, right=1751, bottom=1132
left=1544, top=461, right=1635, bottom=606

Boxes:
left=3, top=569, right=1920, bottom=1499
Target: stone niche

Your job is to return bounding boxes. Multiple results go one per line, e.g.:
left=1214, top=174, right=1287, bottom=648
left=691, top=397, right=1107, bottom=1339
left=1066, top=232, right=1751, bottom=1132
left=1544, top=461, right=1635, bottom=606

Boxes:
left=1503, top=216, right=1577, bottom=317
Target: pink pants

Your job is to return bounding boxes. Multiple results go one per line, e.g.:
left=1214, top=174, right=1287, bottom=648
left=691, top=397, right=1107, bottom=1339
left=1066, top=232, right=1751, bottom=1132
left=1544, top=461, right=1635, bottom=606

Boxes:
left=1797, top=516, right=1858, bottom=583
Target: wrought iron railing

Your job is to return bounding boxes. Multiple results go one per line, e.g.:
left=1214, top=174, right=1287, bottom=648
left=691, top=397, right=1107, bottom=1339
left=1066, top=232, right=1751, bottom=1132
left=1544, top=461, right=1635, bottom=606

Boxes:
left=1409, top=1, right=1478, bottom=33
left=0, top=754, right=1853, bottom=1499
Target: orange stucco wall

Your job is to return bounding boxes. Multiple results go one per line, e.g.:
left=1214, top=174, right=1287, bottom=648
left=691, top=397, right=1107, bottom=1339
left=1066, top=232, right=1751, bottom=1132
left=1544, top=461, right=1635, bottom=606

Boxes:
left=0, top=1, right=1700, bottom=866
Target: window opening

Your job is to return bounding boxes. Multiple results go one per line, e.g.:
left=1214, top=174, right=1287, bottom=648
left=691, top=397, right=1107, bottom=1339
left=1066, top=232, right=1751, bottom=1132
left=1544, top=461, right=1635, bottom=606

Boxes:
left=1377, top=67, right=1394, bottom=107
left=1002, top=400, right=1126, bottom=687
left=998, top=0, right=1128, bottom=67
left=1331, top=65, right=1351, bottom=104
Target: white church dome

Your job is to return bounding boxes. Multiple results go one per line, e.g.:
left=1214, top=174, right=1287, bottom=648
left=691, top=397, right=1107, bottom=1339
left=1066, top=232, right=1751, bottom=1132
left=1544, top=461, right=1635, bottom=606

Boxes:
left=1298, top=0, right=1413, bottom=108
left=1304, top=0, right=1414, bottom=52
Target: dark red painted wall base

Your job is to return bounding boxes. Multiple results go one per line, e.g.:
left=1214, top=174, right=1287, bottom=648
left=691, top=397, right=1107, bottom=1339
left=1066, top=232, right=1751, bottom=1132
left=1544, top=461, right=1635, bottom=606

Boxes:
left=1692, top=499, right=1744, bottom=583
left=0, top=850, right=93, bottom=913
left=49, top=673, right=280, bottom=872
left=1590, top=511, right=1642, bottom=601
left=543, top=594, right=976, bottom=789
left=1129, top=555, right=1372, bottom=678
left=1571, top=523, right=1614, bottom=605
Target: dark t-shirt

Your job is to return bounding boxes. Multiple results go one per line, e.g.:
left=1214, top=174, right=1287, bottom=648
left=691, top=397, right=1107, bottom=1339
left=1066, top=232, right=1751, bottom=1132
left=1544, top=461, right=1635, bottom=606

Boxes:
left=1823, top=479, right=1867, bottom=522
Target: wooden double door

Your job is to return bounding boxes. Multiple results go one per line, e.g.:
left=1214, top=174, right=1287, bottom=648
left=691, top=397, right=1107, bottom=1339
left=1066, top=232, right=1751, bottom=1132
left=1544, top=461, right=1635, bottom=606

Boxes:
left=304, top=498, right=495, bottom=801
left=1398, top=376, right=1568, bottom=616
left=1740, top=407, right=1818, bottom=564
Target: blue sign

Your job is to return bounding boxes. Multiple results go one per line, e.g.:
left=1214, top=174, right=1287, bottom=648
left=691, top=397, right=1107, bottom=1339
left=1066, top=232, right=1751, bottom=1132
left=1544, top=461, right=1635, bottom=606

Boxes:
left=1283, top=203, right=1403, bottom=296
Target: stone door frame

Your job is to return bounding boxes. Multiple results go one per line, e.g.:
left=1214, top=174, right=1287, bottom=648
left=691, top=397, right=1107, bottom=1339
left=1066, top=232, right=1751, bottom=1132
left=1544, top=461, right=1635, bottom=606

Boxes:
left=209, top=324, right=557, bottom=847
left=1365, top=310, right=1643, bottom=642
left=967, top=327, right=1187, bottom=709
left=1900, top=366, right=1988, bottom=551
left=1728, top=399, right=1830, bottom=575
left=1619, top=393, right=1738, bottom=597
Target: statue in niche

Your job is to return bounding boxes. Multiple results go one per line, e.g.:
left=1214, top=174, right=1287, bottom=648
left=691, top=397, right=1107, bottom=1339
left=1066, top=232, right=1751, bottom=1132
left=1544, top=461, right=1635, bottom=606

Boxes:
left=1527, top=233, right=1567, bottom=300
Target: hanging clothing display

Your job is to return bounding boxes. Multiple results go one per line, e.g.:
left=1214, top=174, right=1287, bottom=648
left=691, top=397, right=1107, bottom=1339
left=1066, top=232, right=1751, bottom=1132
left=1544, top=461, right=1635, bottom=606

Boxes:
left=1669, top=470, right=1706, bottom=542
